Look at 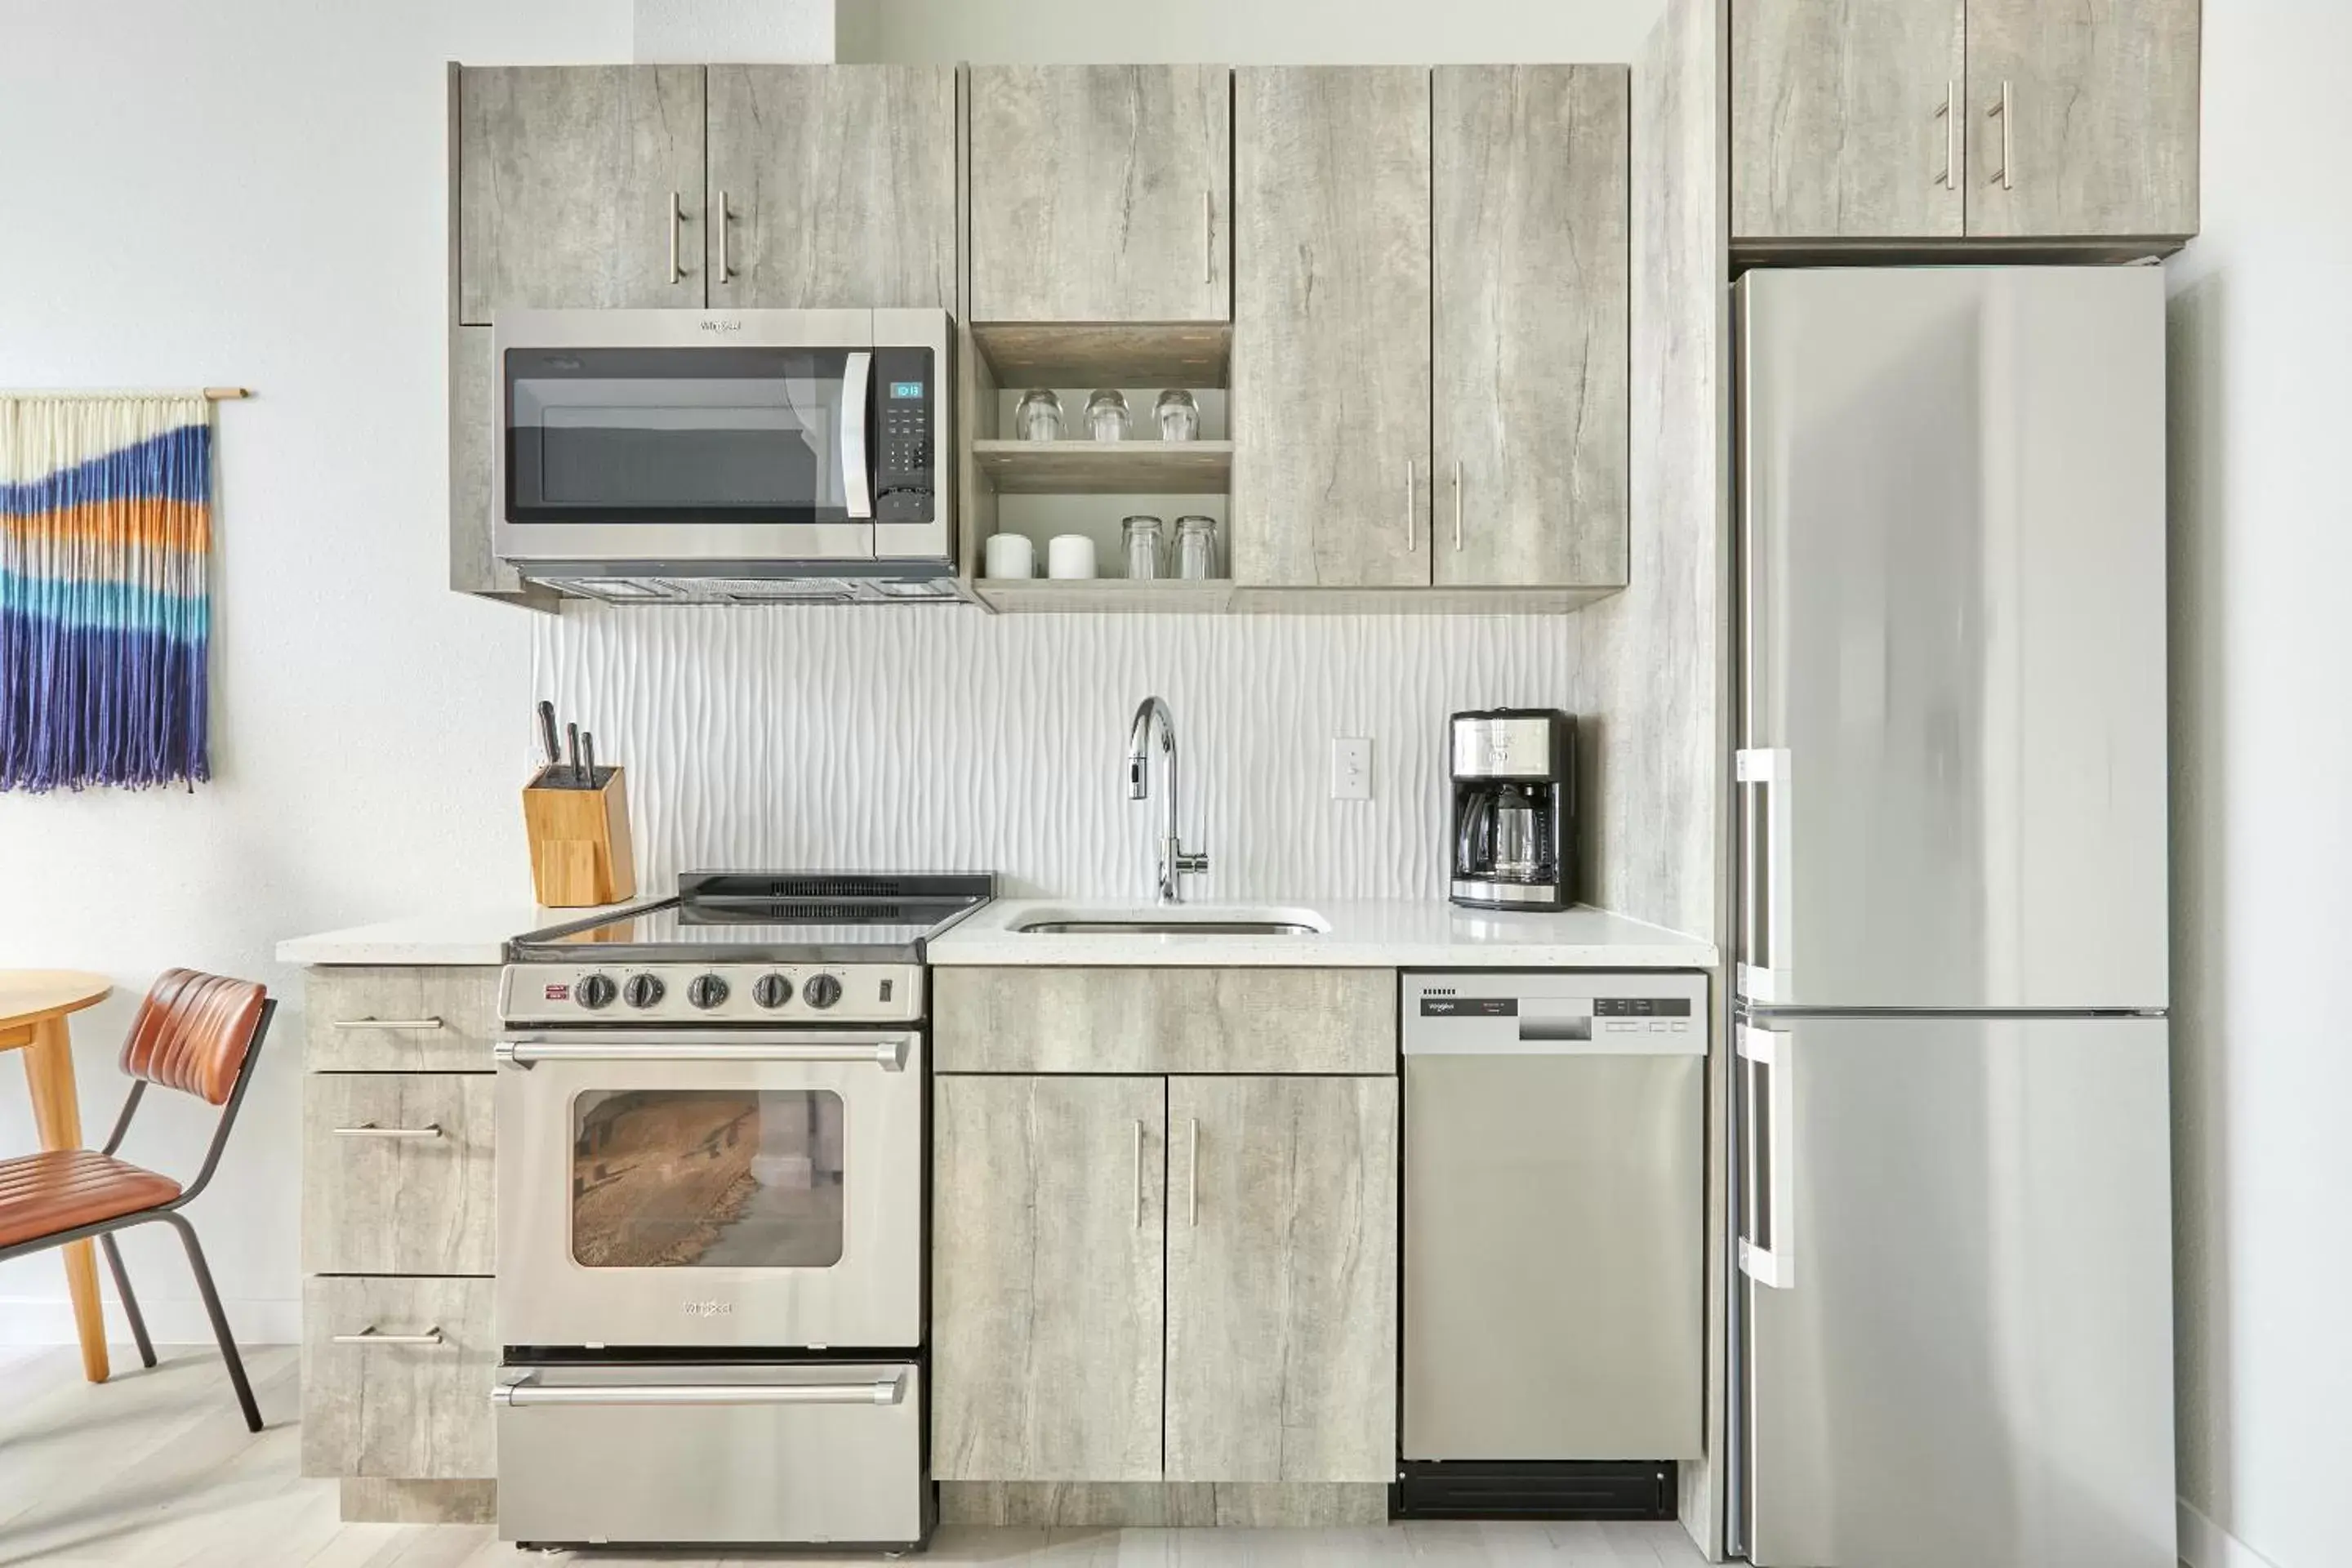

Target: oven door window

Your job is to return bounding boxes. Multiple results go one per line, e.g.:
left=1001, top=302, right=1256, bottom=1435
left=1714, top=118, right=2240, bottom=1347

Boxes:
left=569, top=1089, right=845, bottom=1268
left=507, top=347, right=860, bottom=525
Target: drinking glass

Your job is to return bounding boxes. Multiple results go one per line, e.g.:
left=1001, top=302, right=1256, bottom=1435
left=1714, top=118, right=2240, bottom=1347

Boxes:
left=1156, top=390, right=1200, bottom=442
left=1175, top=514, right=1220, bottom=579
left=1122, top=514, right=1165, bottom=579
left=1086, top=390, right=1130, bottom=442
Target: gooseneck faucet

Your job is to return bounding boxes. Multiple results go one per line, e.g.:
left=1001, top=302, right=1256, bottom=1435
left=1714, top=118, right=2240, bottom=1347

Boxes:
left=1126, top=695, right=1210, bottom=904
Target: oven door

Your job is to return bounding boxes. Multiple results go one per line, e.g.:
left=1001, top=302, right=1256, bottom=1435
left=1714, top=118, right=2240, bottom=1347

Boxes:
left=494, top=1029, right=922, bottom=1350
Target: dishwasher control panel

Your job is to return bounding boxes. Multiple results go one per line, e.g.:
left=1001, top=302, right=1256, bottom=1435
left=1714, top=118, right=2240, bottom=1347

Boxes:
left=1405, top=971, right=1707, bottom=1054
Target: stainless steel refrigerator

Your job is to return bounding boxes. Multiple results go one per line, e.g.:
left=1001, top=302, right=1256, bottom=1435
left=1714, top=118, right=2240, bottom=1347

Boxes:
left=1731, top=267, right=2176, bottom=1568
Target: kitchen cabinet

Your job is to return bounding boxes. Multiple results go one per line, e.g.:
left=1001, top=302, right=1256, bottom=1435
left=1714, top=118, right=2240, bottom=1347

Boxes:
left=931, top=1075, right=1166, bottom=1483
left=301, top=1275, right=497, bottom=1481
left=303, top=968, right=501, bottom=1072
left=1232, top=67, right=1432, bottom=589
left=1164, top=1076, right=1400, bottom=1483
left=970, top=66, right=1230, bottom=323
left=1963, top=0, right=2200, bottom=239
left=1432, top=65, right=1630, bottom=588
left=706, top=65, right=956, bottom=310
left=302, top=1074, right=495, bottom=1276
left=457, top=65, right=706, bottom=323
left=1731, top=0, right=2198, bottom=244
left=933, top=966, right=1396, bottom=1074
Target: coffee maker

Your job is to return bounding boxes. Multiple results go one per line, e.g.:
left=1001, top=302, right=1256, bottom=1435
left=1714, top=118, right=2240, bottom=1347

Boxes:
left=1449, top=709, right=1575, bottom=911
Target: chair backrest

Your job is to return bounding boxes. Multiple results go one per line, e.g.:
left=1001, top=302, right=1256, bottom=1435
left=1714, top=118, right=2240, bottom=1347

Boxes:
left=118, top=969, right=268, bottom=1105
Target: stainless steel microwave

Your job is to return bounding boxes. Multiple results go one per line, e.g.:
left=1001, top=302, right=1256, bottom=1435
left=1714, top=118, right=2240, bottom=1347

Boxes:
left=491, top=308, right=958, bottom=604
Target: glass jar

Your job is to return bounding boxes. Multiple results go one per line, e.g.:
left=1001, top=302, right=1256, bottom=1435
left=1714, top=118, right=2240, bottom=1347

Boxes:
left=1122, top=514, right=1165, bottom=580
left=1085, top=389, right=1130, bottom=442
left=1175, top=514, right=1221, bottom=580
left=1014, top=390, right=1063, bottom=442
left=1155, top=389, right=1200, bottom=442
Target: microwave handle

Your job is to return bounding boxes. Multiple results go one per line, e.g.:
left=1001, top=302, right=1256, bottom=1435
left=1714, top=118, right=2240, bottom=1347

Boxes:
left=842, top=350, right=873, bottom=520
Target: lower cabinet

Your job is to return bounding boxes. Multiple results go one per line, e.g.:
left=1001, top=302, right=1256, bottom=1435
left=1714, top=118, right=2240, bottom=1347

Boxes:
left=932, top=1071, right=1399, bottom=1486
left=301, top=1275, right=497, bottom=1480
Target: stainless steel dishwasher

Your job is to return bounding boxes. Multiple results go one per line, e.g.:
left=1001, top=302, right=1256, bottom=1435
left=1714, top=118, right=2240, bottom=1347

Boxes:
left=1399, top=970, right=1707, bottom=1519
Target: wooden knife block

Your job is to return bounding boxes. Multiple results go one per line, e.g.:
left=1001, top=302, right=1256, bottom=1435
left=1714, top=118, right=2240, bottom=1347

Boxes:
left=522, top=767, right=636, bottom=907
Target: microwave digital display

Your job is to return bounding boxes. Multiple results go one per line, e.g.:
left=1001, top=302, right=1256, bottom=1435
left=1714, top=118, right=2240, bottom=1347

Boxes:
left=889, top=381, right=924, bottom=399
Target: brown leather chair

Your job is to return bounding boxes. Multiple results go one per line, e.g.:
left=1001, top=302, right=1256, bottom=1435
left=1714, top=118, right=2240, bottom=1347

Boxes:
left=0, top=969, right=274, bottom=1431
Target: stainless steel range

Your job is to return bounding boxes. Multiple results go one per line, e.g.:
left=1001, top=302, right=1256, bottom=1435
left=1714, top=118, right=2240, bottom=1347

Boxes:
left=492, top=871, right=991, bottom=1553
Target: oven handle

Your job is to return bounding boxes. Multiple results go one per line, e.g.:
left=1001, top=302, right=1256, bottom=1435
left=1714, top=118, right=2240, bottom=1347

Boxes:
left=494, top=1374, right=906, bottom=1408
left=841, top=349, right=873, bottom=521
left=495, top=1033, right=910, bottom=1071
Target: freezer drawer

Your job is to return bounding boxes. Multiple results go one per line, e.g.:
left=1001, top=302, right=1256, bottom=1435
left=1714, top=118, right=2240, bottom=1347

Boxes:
left=1740, top=1014, right=2175, bottom=1567
left=494, top=1361, right=927, bottom=1548
left=1402, top=972, right=1705, bottom=1462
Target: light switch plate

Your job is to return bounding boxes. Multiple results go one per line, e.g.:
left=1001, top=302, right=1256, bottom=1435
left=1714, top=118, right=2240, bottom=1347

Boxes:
left=1331, top=737, right=1372, bottom=801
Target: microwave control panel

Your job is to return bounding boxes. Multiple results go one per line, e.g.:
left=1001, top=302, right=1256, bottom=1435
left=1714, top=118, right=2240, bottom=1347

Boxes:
left=874, top=346, right=936, bottom=524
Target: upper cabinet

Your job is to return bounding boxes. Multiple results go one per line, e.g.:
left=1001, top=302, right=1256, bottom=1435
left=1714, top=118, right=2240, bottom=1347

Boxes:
left=706, top=65, right=956, bottom=310
left=1432, top=65, right=1629, bottom=590
left=458, top=66, right=706, bottom=323
left=1731, top=0, right=2199, bottom=247
left=970, top=66, right=1231, bottom=323
left=1231, top=67, right=1432, bottom=590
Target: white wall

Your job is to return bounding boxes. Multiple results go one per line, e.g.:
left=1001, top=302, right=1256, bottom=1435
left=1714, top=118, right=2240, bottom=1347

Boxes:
left=635, top=0, right=832, bottom=62
left=2166, top=7, right=2352, bottom=1568
left=0, top=0, right=638, bottom=1344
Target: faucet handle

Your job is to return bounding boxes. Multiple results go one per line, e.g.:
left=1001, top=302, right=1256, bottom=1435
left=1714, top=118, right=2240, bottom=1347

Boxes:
left=1174, top=847, right=1209, bottom=876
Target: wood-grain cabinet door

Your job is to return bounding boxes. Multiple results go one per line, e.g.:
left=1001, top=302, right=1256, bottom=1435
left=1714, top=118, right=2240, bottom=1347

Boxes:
left=1433, top=65, right=1629, bottom=588
left=301, top=1276, right=496, bottom=1479
left=706, top=65, right=957, bottom=310
left=1232, top=67, right=1432, bottom=588
left=1731, top=0, right=1965, bottom=240
left=302, top=1074, right=495, bottom=1276
left=932, top=1076, right=1165, bottom=1482
left=1165, top=1075, right=1399, bottom=1483
left=1963, top=0, right=2200, bottom=238
left=969, top=65, right=1231, bottom=323
left=457, top=65, right=706, bottom=323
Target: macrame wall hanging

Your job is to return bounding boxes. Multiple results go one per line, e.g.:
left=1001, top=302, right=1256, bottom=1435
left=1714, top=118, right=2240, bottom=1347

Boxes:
left=0, top=390, right=246, bottom=792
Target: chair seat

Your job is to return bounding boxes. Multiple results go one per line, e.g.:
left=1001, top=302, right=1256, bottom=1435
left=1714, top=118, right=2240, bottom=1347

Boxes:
left=0, top=1150, right=181, bottom=1250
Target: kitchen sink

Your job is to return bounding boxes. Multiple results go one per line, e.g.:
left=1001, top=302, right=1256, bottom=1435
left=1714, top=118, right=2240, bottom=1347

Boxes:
left=1011, top=906, right=1329, bottom=938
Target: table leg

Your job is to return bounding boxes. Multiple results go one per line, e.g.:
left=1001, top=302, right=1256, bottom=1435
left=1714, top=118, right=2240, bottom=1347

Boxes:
left=24, top=1018, right=109, bottom=1383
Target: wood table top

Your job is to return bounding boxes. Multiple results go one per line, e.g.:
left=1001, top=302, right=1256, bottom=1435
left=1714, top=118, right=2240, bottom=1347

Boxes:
left=0, top=970, right=112, bottom=1034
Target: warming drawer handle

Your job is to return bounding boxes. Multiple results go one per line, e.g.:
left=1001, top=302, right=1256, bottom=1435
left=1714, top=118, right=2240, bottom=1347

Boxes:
left=493, top=1375, right=906, bottom=1408
left=497, top=1036, right=908, bottom=1071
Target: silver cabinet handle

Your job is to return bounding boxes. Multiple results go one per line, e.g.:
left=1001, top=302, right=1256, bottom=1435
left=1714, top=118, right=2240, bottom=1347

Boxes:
left=1988, top=81, right=2013, bottom=189
left=1133, top=1119, right=1145, bottom=1229
left=1404, top=461, right=1416, bottom=553
left=1736, top=1025, right=1794, bottom=1290
left=333, top=1325, right=443, bottom=1347
left=1186, top=1117, right=1200, bottom=1227
left=1934, top=81, right=1957, bottom=189
left=332, top=1123, right=442, bottom=1139
left=495, top=1376, right=903, bottom=1409
left=716, top=189, right=732, bottom=283
left=1452, top=459, right=1463, bottom=550
left=668, top=189, right=687, bottom=283
left=331, top=1018, right=442, bottom=1031
left=1203, top=189, right=1214, bottom=285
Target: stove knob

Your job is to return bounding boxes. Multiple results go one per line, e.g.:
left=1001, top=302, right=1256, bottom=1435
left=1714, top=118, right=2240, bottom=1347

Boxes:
left=803, top=973, right=843, bottom=1010
left=751, top=973, right=794, bottom=1009
left=687, top=973, right=730, bottom=1010
left=623, top=973, right=667, bottom=1009
left=576, top=973, right=617, bottom=1011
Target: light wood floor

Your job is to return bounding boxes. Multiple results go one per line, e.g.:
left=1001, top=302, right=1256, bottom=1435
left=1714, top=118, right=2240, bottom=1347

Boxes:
left=0, top=1344, right=1710, bottom=1566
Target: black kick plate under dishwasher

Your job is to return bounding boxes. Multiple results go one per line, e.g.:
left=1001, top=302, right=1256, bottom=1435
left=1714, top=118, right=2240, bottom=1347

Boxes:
left=1392, top=1461, right=1677, bottom=1521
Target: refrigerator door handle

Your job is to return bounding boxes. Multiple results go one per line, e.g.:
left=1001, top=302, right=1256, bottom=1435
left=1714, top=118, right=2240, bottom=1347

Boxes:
left=1735, top=748, right=1790, bottom=1002
left=1738, top=1022, right=1795, bottom=1289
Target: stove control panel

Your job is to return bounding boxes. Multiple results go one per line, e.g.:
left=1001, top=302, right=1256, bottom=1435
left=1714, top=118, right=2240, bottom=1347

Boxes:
left=501, top=963, right=926, bottom=1026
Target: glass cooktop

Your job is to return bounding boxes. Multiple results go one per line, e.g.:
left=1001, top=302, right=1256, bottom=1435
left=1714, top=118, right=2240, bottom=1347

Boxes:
left=506, top=871, right=994, bottom=965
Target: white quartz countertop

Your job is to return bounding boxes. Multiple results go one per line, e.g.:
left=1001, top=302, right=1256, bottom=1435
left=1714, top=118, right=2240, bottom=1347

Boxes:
left=929, top=898, right=1717, bottom=969
left=274, top=898, right=644, bottom=967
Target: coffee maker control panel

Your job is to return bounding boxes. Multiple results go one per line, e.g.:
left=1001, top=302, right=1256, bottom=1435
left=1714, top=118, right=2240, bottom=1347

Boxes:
left=1451, top=714, right=1563, bottom=780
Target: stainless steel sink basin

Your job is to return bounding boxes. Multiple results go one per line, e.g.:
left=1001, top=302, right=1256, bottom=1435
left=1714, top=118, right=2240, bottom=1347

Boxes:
left=1016, top=919, right=1321, bottom=937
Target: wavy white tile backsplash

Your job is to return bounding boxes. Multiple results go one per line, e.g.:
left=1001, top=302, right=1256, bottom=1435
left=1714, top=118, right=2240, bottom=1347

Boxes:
left=532, top=605, right=1578, bottom=900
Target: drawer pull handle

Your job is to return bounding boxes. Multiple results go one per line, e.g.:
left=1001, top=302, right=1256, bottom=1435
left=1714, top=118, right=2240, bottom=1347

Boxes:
left=493, top=1376, right=905, bottom=1408
left=332, top=1123, right=443, bottom=1139
left=333, top=1326, right=443, bottom=1347
left=331, top=1018, right=443, bottom=1031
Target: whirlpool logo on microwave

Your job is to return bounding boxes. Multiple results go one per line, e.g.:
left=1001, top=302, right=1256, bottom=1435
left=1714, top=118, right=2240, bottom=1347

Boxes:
left=682, top=1298, right=735, bottom=1318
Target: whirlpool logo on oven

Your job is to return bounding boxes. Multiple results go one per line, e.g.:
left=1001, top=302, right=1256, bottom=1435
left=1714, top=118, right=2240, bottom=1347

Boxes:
left=682, top=1298, right=735, bottom=1318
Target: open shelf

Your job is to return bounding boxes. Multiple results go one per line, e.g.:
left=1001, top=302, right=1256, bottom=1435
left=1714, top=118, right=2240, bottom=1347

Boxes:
left=972, top=439, right=1232, bottom=496
left=970, top=321, right=1232, bottom=388
left=974, top=578, right=1236, bottom=615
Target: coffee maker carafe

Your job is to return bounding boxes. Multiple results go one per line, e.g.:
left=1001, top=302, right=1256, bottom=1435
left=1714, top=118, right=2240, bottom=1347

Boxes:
left=1450, top=709, right=1575, bottom=911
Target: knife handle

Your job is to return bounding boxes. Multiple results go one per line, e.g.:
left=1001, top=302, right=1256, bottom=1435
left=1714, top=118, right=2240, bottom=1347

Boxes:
left=581, top=731, right=598, bottom=789
left=565, top=723, right=581, bottom=786
left=537, top=701, right=561, bottom=768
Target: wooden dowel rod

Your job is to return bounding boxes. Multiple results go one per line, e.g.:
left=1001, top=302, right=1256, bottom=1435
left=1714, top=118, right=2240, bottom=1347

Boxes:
left=202, top=387, right=252, bottom=400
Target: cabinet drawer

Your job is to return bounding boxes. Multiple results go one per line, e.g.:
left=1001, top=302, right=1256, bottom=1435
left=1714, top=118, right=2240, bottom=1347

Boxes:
left=305, top=969, right=499, bottom=1071
left=303, top=1075, right=494, bottom=1275
left=301, top=1276, right=496, bottom=1480
left=934, top=968, right=1395, bottom=1075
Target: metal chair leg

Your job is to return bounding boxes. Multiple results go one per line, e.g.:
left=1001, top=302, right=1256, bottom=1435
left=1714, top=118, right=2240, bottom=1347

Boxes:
left=164, top=1214, right=261, bottom=1432
left=98, top=1232, right=157, bottom=1369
